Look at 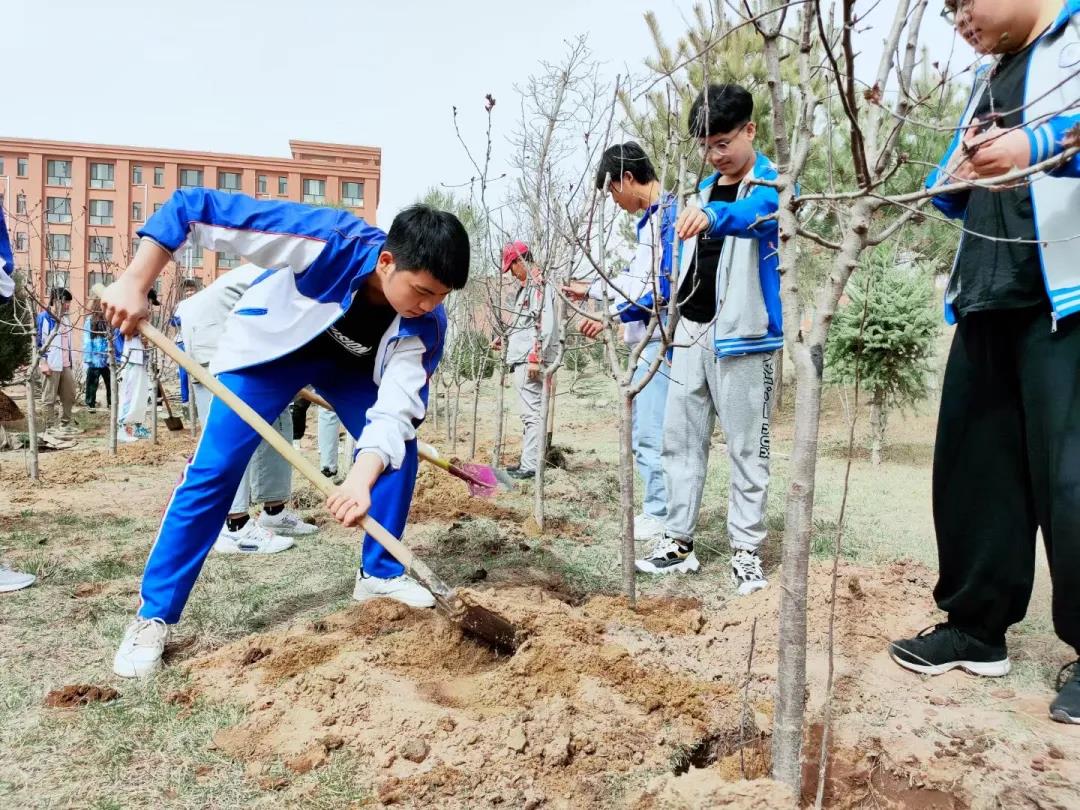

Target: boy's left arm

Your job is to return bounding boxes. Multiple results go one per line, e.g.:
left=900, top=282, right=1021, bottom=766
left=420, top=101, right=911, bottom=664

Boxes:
left=1031, top=115, right=1080, bottom=178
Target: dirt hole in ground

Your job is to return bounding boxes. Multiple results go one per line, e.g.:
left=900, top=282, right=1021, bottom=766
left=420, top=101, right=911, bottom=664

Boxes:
left=673, top=722, right=771, bottom=780
left=44, top=684, right=119, bottom=708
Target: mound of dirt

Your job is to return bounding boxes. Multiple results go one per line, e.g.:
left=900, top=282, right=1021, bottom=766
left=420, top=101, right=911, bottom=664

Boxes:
left=189, top=588, right=743, bottom=808
left=44, top=684, right=119, bottom=708
left=409, top=465, right=521, bottom=523
left=0, top=391, right=24, bottom=422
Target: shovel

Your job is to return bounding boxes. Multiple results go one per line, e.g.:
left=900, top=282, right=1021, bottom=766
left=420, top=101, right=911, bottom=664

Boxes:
left=297, top=389, right=510, bottom=498
left=156, top=383, right=184, bottom=432
left=95, top=287, right=521, bottom=654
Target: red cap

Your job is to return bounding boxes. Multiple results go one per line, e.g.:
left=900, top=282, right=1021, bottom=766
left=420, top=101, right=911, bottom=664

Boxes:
left=501, top=241, right=530, bottom=273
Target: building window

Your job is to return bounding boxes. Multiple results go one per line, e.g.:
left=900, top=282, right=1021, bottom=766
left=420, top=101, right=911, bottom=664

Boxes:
left=16, top=193, right=27, bottom=215
left=89, top=235, right=114, bottom=263
left=131, top=237, right=140, bottom=257
left=47, top=160, right=73, bottom=187
left=88, top=271, right=114, bottom=292
left=0, top=158, right=4, bottom=175
left=17, top=158, right=28, bottom=178
left=14, top=232, right=28, bottom=252
left=218, top=252, right=241, bottom=269
left=341, top=181, right=364, bottom=207
left=278, top=176, right=288, bottom=195
left=179, top=168, right=203, bottom=188
left=89, top=199, right=114, bottom=226
left=302, top=179, right=326, bottom=204
left=46, top=197, right=71, bottom=224
left=132, top=201, right=144, bottom=221
left=179, top=242, right=203, bottom=268
left=132, top=165, right=143, bottom=185
left=154, top=166, right=164, bottom=187
left=217, top=171, right=242, bottom=194
left=89, top=162, right=115, bottom=189
left=46, top=271, right=70, bottom=291
left=47, top=233, right=71, bottom=261
left=257, top=175, right=268, bottom=194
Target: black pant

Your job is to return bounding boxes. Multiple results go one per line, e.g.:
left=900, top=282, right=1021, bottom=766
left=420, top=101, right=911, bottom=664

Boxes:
left=291, top=396, right=310, bottom=441
left=933, top=306, right=1080, bottom=653
left=85, top=366, right=111, bottom=408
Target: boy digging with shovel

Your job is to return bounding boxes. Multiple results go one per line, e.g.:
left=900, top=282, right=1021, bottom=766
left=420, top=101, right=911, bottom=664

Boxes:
left=101, top=189, right=469, bottom=678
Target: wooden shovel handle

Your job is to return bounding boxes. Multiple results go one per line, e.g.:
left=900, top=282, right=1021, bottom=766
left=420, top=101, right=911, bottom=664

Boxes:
left=95, top=286, right=417, bottom=571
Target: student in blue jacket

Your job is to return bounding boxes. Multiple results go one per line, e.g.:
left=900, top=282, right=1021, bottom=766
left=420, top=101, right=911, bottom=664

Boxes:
left=889, top=0, right=1080, bottom=726
left=100, top=190, right=469, bottom=678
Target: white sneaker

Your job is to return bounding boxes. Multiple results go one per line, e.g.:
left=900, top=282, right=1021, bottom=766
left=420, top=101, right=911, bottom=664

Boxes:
left=633, top=513, right=664, bottom=541
left=731, top=549, right=768, bottom=595
left=0, top=565, right=36, bottom=593
left=258, top=508, right=318, bottom=537
left=353, top=570, right=435, bottom=608
left=214, top=521, right=295, bottom=554
left=113, top=617, right=170, bottom=678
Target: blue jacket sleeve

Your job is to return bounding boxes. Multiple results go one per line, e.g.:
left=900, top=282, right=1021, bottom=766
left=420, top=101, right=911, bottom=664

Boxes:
left=616, top=200, right=678, bottom=324
left=1029, top=114, right=1080, bottom=179
left=703, top=183, right=779, bottom=239
left=137, top=188, right=362, bottom=274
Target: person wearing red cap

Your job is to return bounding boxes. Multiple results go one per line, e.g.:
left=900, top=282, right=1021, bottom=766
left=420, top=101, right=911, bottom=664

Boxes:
left=499, top=242, right=557, bottom=480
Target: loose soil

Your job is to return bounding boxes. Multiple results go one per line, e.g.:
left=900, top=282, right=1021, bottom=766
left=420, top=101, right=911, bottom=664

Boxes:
left=43, top=684, right=120, bottom=708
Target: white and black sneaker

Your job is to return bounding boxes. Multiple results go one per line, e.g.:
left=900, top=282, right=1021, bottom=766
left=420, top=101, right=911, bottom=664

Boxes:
left=889, top=624, right=1011, bottom=677
left=730, top=549, right=768, bottom=595
left=635, top=535, right=700, bottom=575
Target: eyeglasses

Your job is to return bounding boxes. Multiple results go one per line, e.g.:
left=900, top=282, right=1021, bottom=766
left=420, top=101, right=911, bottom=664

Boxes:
left=940, top=0, right=967, bottom=26
left=697, top=122, right=749, bottom=157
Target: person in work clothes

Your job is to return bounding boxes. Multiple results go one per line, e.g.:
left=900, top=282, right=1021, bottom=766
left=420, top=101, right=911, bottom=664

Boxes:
left=36, top=288, right=81, bottom=436
left=563, top=141, right=677, bottom=541
left=635, top=84, right=781, bottom=595
left=176, top=263, right=318, bottom=554
left=101, top=190, right=469, bottom=678
left=890, top=0, right=1080, bottom=726
left=82, top=298, right=112, bottom=410
left=499, top=241, right=557, bottom=480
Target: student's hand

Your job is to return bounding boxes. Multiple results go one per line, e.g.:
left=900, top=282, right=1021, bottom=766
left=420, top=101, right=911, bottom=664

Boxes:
left=101, top=275, right=150, bottom=337
left=561, top=281, right=591, bottom=301
left=675, top=206, right=711, bottom=240
left=579, top=317, right=604, bottom=339
left=963, top=125, right=1032, bottom=184
left=489, top=337, right=502, bottom=352
left=526, top=362, right=541, bottom=382
left=327, top=452, right=383, bottom=528
left=38, top=361, right=51, bottom=376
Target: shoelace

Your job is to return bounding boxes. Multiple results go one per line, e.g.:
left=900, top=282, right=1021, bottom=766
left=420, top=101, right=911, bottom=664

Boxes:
left=731, top=551, right=763, bottom=579
left=131, top=617, right=167, bottom=644
left=648, top=536, right=678, bottom=559
left=1056, top=660, right=1080, bottom=691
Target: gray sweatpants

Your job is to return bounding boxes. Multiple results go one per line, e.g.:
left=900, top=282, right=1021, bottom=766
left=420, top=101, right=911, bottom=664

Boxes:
left=662, top=318, right=776, bottom=552
left=513, top=364, right=543, bottom=473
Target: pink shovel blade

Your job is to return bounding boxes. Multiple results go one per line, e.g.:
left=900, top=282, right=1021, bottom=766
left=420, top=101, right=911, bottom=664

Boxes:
left=451, top=462, right=500, bottom=499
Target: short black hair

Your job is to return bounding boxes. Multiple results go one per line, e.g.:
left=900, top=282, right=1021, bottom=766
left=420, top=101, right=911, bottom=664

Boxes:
left=179, top=278, right=199, bottom=291
left=595, top=142, right=658, bottom=190
left=386, top=204, right=470, bottom=290
left=688, top=84, right=754, bottom=138
left=48, top=287, right=72, bottom=307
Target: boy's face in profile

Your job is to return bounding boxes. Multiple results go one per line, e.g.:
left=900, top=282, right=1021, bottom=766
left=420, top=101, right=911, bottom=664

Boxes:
left=373, top=252, right=452, bottom=318
left=698, top=120, right=757, bottom=179
left=608, top=174, right=644, bottom=214
left=507, top=259, right=529, bottom=283
left=946, top=0, right=1042, bottom=55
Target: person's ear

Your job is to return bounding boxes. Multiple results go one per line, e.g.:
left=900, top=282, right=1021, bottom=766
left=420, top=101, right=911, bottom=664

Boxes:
left=744, top=121, right=757, bottom=141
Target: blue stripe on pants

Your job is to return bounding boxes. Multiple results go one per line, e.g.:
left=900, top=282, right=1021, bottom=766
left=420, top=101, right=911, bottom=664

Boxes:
left=138, top=345, right=418, bottom=622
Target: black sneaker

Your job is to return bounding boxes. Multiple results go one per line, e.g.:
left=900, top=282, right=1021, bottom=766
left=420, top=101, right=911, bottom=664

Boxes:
left=635, top=535, right=700, bottom=575
left=889, top=624, right=1010, bottom=677
left=506, top=467, right=535, bottom=480
left=321, top=467, right=338, bottom=479
left=1050, top=661, right=1080, bottom=725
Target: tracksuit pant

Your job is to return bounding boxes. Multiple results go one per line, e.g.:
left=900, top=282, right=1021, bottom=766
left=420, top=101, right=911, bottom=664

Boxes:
left=933, top=306, right=1080, bottom=654
left=319, top=406, right=342, bottom=473
left=513, top=363, right=543, bottom=473
left=632, top=340, right=669, bottom=520
left=662, top=318, right=775, bottom=551
left=137, top=345, right=418, bottom=623
left=118, top=363, right=149, bottom=428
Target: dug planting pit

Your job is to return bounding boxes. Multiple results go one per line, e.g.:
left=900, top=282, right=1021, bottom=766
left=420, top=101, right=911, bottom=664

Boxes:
left=187, top=588, right=742, bottom=807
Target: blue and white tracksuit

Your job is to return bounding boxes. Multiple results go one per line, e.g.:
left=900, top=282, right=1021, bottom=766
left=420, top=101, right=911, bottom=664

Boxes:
left=662, top=154, right=782, bottom=551
left=135, top=189, right=445, bottom=623
left=585, top=193, right=677, bottom=519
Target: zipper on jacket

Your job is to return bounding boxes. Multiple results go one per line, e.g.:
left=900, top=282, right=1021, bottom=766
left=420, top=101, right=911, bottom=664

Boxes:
left=1051, top=311, right=1059, bottom=333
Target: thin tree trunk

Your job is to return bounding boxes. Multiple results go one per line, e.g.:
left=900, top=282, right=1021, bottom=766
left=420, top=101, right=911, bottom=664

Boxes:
left=108, top=335, right=118, bottom=455
left=469, top=371, right=482, bottom=459
left=869, top=390, right=886, bottom=466
left=532, top=370, right=552, bottom=532
left=772, top=344, right=823, bottom=788
left=150, top=353, right=159, bottom=445
left=618, top=393, right=636, bottom=605
left=452, top=383, right=463, bottom=451
left=492, top=359, right=507, bottom=468
left=24, top=369, right=39, bottom=482
left=545, top=372, right=557, bottom=451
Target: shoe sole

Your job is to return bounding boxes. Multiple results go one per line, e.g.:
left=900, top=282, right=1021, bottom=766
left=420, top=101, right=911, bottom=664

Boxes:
left=735, top=580, right=768, bottom=596
left=1049, top=707, right=1080, bottom=725
left=889, top=650, right=1011, bottom=678
left=213, top=540, right=296, bottom=555
left=352, top=591, right=435, bottom=609
left=259, top=524, right=318, bottom=537
left=634, top=558, right=701, bottom=575
left=112, top=657, right=163, bottom=679
left=0, top=580, right=35, bottom=593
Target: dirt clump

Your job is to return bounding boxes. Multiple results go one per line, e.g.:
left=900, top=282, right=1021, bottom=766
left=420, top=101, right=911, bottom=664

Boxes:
left=409, top=465, right=520, bottom=522
left=44, top=684, right=119, bottom=708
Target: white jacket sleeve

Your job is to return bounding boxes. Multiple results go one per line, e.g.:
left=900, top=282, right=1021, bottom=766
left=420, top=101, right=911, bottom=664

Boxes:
left=355, top=336, right=428, bottom=470
left=587, top=266, right=652, bottom=315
